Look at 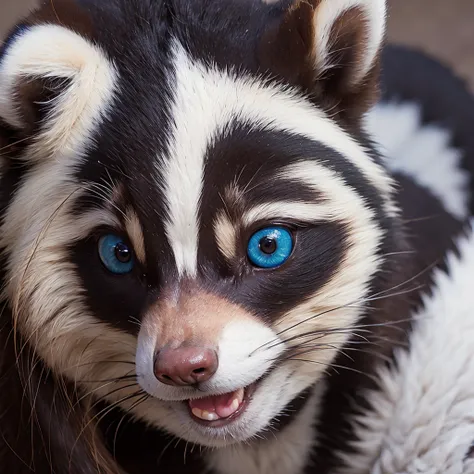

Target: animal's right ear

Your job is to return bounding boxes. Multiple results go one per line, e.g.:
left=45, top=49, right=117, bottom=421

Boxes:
left=0, top=3, right=117, bottom=162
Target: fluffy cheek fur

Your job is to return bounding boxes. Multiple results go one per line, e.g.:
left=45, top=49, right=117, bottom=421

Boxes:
left=0, top=166, right=137, bottom=392
left=0, top=171, right=179, bottom=439
left=0, top=21, right=145, bottom=416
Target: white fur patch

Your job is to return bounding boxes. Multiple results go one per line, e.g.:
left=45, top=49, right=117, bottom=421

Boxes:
left=207, top=383, right=325, bottom=474
left=0, top=24, right=117, bottom=161
left=136, top=313, right=299, bottom=447
left=337, top=221, right=474, bottom=473
left=161, top=41, right=395, bottom=277
left=366, top=101, right=470, bottom=220
left=137, top=318, right=283, bottom=403
left=313, top=0, right=386, bottom=86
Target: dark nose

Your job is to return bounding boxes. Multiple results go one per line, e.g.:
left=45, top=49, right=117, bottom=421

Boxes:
left=154, top=346, right=218, bottom=386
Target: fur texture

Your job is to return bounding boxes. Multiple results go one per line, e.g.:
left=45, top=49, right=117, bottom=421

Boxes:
left=337, top=221, right=474, bottom=474
left=0, top=2, right=471, bottom=474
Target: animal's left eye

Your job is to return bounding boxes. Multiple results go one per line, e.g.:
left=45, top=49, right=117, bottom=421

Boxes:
left=247, top=227, right=293, bottom=269
left=98, top=234, right=134, bottom=274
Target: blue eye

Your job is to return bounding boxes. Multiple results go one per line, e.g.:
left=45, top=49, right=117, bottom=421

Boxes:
left=98, top=235, right=134, bottom=274
left=247, top=227, right=293, bottom=269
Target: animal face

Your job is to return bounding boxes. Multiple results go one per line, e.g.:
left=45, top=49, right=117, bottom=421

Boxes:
left=0, top=0, right=395, bottom=447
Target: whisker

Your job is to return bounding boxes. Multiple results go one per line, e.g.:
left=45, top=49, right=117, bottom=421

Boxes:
left=66, top=360, right=136, bottom=371
left=128, top=316, right=142, bottom=328
left=0, top=136, right=32, bottom=154
left=250, top=302, right=362, bottom=355
left=112, top=393, right=150, bottom=460
left=73, top=381, right=140, bottom=411
left=69, top=389, right=146, bottom=471
left=287, top=358, right=379, bottom=383
left=79, top=372, right=137, bottom=385
left=252, top=277, right=425, bottom=355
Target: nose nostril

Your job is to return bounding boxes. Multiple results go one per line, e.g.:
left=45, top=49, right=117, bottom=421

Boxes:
left=154, top=346, right=218, bottom=386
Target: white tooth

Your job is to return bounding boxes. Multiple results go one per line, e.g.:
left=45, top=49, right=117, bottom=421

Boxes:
left=235, top=388, right=245, bottom=404
left=231, top=398, right=239, bottom=412
left=192, top=408, right=220, bottom=421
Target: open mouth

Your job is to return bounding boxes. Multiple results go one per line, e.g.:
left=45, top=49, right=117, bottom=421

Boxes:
left=187, top=382, right=257, bottom=428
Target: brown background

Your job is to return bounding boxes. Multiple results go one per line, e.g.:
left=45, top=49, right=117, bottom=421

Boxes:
left=1, top=0, right=474, bottom=90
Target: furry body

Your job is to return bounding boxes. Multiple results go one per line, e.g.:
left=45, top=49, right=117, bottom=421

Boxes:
left=0, top=1, right=472, bottom=473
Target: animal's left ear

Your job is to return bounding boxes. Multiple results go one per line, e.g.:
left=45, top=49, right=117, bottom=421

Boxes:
left=260, top=0, right=386, bottom=119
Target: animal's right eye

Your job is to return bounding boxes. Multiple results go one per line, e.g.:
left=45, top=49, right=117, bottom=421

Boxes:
left=98, top=234, right=134, bottom=274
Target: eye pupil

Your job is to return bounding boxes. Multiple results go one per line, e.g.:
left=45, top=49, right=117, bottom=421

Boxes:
left=114, top=242, right=131, bottom=263
left=259, top=237, right=277, bottom=255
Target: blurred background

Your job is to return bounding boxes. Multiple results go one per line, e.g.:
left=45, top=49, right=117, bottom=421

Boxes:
left=1, top=0, right=473, bottom=90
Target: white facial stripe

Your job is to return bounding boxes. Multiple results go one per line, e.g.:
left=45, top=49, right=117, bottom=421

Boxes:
left=0, top=24, right=117, bottom=160
left=278, top=159, right=383, bottom=307
left=314, top=0, right=386, bottom=86
left=75, top=208, right=122, bottom=240
left=243, top=202, right=333, bottom=227
left=162, top=42, right=395, bottom=277
left=161, top=43, right=236, bottom=278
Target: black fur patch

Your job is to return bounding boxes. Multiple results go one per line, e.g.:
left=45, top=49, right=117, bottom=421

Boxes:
left=381, top=44, right=474, bottom=216
left=0, top=2, right=472, bottom=474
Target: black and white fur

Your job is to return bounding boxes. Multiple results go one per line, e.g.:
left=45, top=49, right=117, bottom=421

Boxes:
left=0, top=1, right=472, bottom=473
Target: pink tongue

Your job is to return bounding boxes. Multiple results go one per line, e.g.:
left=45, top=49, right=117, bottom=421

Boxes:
left=189, top=391, right=238, bottom=418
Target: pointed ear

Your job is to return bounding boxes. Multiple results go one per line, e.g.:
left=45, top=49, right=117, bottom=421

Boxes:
left=0, top=2, right=117, bottom=162
left=260, top=0, right=386, bottom=118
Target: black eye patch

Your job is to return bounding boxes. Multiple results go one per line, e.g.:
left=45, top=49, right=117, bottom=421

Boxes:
left=71, top=235, right=148, bottom=335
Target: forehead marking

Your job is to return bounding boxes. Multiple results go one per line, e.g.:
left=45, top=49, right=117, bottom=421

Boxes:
left=161, top=42, right=394, bottom=277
